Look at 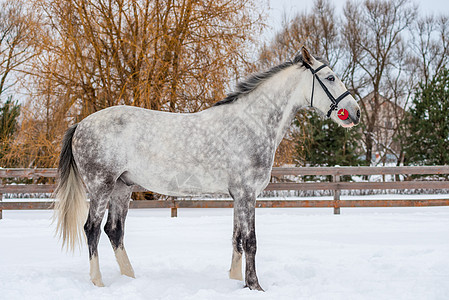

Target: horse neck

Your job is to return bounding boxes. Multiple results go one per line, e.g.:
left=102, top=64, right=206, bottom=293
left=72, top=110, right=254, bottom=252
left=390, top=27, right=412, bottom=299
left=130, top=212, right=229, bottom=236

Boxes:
left=229, top=66, right=309, bottom=147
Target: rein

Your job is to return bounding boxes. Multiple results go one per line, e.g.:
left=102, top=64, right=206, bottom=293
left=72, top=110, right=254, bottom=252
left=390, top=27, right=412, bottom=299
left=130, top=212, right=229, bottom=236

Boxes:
left=304, top=62, right=352, bottom=118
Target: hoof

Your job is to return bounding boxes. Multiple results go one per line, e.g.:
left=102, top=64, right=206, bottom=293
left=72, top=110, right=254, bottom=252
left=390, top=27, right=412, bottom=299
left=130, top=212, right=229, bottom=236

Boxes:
left=245, top=283, right=265, bottom=292
left=229, top=270, right=243, bottom=281
left=91, top=278, right=105, bottom=287
left=121, top=270, right=136, bottom=279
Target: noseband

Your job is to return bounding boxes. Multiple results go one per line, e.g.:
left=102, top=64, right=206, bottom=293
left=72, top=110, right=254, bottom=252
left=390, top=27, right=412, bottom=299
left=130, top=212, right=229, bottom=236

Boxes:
left=304, top=62, right=352, bottom=118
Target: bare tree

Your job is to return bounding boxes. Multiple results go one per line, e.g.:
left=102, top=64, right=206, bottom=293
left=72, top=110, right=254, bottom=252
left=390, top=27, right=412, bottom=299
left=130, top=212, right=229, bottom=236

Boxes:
left=0, top=0, right=40, bottom=99
left=259, top=0, right=340, bottom=68
left=31, top=0, right=264, bottom=119
left=342, top=0, right=417, bottom=165
left=409, top=15, right=449, bottom=86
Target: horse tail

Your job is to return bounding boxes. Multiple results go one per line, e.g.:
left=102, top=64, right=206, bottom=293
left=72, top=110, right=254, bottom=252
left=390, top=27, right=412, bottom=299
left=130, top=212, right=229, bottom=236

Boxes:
left=53, top=124, right=88, bottom=252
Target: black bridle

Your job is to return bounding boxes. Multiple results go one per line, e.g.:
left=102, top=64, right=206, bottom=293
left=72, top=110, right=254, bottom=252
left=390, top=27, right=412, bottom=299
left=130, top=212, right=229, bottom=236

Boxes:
left=304, top=62, right=352, bottom=118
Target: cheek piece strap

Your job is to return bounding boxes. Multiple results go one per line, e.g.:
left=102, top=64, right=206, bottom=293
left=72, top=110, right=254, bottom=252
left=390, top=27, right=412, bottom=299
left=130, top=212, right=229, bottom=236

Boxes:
left=303, top=62, right=352, bottom=118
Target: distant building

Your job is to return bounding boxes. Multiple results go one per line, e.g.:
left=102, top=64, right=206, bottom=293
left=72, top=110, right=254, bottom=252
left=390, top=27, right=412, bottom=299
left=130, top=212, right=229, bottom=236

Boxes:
left=359, top=92, right=405, bottom=164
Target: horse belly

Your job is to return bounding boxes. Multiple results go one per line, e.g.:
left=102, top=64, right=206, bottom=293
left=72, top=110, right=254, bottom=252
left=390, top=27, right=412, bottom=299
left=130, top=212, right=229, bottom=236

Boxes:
left=127, top=166, right=230, bottom=197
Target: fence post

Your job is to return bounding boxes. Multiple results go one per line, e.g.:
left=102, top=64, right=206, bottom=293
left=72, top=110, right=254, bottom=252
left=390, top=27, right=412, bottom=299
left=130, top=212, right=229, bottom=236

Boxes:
left=171, top=207, right=178, bottom=217
left=170, top=197, right=177, bottom=218
left=333, top=173, right=341, bottom=215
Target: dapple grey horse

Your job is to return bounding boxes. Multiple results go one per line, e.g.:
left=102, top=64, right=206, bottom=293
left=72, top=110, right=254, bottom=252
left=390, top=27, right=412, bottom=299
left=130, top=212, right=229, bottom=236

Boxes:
left=54, top=47, right=360, bottom=291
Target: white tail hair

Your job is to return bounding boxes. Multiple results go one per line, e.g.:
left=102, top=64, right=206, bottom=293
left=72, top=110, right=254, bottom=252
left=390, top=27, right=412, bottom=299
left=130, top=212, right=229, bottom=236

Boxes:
left=53, top=124, right=88, bottom=252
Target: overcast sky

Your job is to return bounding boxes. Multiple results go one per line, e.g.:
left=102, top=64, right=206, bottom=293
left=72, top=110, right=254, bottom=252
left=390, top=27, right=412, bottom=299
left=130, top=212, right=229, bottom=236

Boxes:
left=266, top=0, right=449, bottom=40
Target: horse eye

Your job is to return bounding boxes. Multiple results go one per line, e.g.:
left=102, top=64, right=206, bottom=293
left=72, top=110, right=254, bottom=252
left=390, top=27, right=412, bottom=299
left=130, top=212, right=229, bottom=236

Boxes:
left=326, top=75, right=335, bottom=82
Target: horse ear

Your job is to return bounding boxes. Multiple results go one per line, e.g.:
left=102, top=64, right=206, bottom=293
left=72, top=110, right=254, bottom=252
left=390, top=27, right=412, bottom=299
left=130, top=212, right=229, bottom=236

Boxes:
left=301, top=46, right=313, bottom=65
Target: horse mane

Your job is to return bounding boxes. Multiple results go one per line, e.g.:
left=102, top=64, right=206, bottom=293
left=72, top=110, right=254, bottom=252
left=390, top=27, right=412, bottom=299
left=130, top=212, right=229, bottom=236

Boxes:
left=213, top=53, right=307, bottom=107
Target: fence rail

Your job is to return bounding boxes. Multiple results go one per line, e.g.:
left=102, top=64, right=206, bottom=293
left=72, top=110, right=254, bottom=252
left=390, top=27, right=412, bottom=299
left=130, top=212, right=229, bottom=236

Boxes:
left=1, top=166, right=449, bottom=218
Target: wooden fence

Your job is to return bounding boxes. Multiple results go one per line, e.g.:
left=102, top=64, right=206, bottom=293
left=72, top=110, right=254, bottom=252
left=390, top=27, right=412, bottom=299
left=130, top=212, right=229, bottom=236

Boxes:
left=1, top=166, right=449, bottom=219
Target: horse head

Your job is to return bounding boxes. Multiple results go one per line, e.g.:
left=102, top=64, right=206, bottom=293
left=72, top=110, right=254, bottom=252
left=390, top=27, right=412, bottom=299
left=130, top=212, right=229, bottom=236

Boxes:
left=299, top=46, right=360, bottom=128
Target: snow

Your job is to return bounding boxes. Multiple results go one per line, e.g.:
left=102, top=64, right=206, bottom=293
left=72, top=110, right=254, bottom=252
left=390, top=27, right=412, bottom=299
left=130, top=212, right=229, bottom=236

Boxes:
left=1, top=206, right=449, bottom=299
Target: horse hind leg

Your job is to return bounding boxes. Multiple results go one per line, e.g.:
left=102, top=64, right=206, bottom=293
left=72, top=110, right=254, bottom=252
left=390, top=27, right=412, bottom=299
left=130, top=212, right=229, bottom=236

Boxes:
left=84, top=187, right=112, bottom=287
left=104, top=178, right=135, bottom=278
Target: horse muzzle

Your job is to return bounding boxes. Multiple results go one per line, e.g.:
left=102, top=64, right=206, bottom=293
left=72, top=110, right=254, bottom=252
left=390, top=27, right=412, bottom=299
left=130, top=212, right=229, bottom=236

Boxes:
left=340, top=107, right=360, bottom=127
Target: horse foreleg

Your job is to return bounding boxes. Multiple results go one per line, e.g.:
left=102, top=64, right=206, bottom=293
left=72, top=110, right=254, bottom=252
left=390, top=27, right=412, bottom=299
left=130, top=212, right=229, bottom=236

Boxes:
left=242, top=213, right=263, bottom=291
left=231, top=191, right=264, bottom=291
left=229, top=217, right=243, bottom=281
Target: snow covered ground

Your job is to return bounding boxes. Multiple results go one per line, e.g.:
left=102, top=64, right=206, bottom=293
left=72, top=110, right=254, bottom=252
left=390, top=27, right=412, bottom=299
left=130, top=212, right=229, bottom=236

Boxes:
left=1, top=205, right=449, bottom=300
